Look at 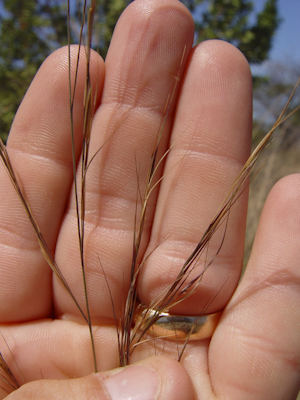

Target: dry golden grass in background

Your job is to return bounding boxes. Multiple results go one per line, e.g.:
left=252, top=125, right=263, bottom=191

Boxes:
left=244, top=119, right=300, bottom=267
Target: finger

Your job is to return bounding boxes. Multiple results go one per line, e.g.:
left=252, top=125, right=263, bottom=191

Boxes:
left=210, top=174, right=300, bottom=399
left=4, top=356, right=193, bottom=400
left=0, top=47, right=104, bottom=322
left=0, top=320, right=119, bottom=386
left=138, top=40, right=253, bottom=314
left=54, top=0, right=194, bottom=319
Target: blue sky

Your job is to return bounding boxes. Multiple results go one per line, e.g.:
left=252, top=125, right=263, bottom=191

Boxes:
left=251, top=0, right=300, bottom=73
left=269, top=0, right=300, bottom=61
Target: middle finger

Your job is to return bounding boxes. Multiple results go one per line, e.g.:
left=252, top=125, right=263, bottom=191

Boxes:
left=54, top=0, right=194, bottom=320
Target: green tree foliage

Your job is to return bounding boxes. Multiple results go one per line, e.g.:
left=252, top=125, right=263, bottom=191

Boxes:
left=0, top=0, right=68, bottom=142
left=0, top=0, right=280, bottom=142
left=182, top=0, right=280, bottom=64
left=91, top=0, right=133, bottom=58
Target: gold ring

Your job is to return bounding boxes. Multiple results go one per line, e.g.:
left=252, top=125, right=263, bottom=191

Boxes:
left=134, top=305, right=222, bottom=341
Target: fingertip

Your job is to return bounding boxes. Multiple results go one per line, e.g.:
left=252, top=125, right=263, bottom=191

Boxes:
left=115, top=0, right=194, bottom=32
left=103, top=0, right=194, bottom=109
left=100, top=356, right=194, bottom=400
left=248, top=173, right=300, bottom=275
left=209, top=174, right=300, bottom=400
left=8, top=44, right=105, bottom=152
left=136, top=355, right=194, bottom=400
left=187, top=39, right=253, bottom=161
left=261, top=173, right=300, bottom=223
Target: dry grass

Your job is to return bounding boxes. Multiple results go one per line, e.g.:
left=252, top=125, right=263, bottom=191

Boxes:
left=244, top=123, right=300, bottom=267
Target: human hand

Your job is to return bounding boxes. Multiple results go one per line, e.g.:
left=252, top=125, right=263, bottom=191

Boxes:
left=1, top=0, right=300, bottom=399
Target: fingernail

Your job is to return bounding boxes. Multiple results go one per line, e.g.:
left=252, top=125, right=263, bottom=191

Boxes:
left=102, top=366, right=159, bottom=400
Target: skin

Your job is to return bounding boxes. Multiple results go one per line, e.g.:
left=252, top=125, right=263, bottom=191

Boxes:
left=0, top=0, right=300, bottom=399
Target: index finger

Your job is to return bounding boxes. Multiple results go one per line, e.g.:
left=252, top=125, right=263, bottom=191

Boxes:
left=0, top=47, right=104, bottom=323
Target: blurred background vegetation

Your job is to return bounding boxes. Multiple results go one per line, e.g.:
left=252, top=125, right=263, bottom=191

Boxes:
left=0, top=0, right=299, bottom=268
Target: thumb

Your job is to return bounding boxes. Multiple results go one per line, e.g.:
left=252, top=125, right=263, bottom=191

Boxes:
left=6, top=356, right=194, bottom=400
